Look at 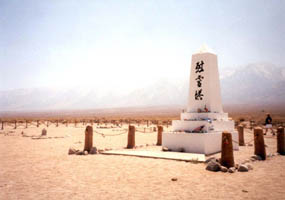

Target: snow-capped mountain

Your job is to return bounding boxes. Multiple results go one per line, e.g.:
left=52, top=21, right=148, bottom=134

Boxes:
left=221, top=63, right=285, bottom=104
left=0, top=63, right=284, bottom=111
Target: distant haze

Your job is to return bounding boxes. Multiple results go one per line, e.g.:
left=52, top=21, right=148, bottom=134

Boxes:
left=0, top=0, right=285, bottom=94
left=0, top=63, right=284, bottom=112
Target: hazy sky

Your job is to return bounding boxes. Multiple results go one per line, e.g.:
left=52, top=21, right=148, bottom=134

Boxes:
left=0, top=0, right=284, bottom=91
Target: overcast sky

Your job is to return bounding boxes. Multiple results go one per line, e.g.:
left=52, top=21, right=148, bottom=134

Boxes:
left=0, top=0, right=284, bottom=91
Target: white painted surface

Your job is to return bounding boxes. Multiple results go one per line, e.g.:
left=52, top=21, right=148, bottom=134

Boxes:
left=181, top=112, right=229, bottom=120
left=162, top=131, right=239, bottom=155
left=102, top=150, right=206, bottom=162
left=187, top=45, right=223, bottom=113
left=172, top=120, right=211, bottom=132
left=163, top=45, right=238, bottom=155
left=172, top=120, right=234, bottom=133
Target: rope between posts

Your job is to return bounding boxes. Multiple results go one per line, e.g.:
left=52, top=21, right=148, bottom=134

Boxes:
left=136, top=129, right=155, bottom=133
left=93, top=129, right=128, bottom=137
left=112, top=128, right=127, bottom=132
left=135, top=127, right=155, bottom=133
left=232, top=134, right=276, bottom=145
left=232, top=138, right=254, bottom=145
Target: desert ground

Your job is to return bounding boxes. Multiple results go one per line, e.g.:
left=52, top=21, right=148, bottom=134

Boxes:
left=0, top=119, right=285, bottom=200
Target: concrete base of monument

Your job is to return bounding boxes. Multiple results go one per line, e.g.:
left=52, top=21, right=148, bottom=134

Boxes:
left=102, top=149, right=206, bottom=162
left=162, top=131, right=239, bottom=155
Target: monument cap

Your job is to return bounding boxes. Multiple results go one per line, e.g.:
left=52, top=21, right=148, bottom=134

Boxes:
left=194, top=44, right=215, bottom=55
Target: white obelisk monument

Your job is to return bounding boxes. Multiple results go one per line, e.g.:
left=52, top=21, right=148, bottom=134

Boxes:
left=187, top=45, right=223, bottom=113
left=162, top=45, right=238, bottom=155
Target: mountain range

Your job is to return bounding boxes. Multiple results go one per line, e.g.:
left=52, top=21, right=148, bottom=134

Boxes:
left=0, top=63, right=284, bottom=112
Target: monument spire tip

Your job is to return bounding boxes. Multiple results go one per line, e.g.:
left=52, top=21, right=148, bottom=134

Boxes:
left=195, top=44, right=215, bottom=54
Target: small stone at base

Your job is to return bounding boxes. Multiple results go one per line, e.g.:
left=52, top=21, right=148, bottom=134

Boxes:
left=162, top=147, right=169, bottom=151
left=246, top=164, right=253, bottom=170
left=228, top=167, right=236, bottom=173
left=205, top=157, right=216, bottom=163
left=251, top=155, right=262, bottom=160
left=220, top=166, right=228, bottom=172
left=238, top=164, right=248, bottom=172
left=68, top=147, right=79, bottom=155
left=89, top=147, right=98, bottom=154
left=76, top=151, right=84, bottom=155
left=206, top=160, right=221, bottom=172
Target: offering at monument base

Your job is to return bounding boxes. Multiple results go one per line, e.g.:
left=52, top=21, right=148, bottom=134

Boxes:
left=162, top=45, right=238, bottom=155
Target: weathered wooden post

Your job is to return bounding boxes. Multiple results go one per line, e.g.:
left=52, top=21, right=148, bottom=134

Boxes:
left=277, top=127, right=285, bottom=155
left=127, top=125, right=135, bottom=149
left=56, top=120, right=59, bottom=127
left=237, top=125, right=245, bottom=146
left=37, top=120, right=39, bottom=127
left=1, top=121, right=4, bottom=130
left=74, top=120, right=77, bottom=127
left=157, top=125, right=163, bottom=146
left=84, top=126, right=93, bottom=152
left=14, top=120, right=17, bottom=129
left=254, top=127, right=266, bottom=160
left=221, top=131, right=235, bottom=168
left=46, top=121, right=49, bottom=127
left=147, top=120, right=149, bottom=127
left=42, top=128, right=47, bottom=136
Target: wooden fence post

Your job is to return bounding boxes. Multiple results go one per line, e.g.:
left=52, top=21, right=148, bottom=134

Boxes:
left=254, top=127, right=266, bottom=160
left=277, top=127, right=285, bottom=155
left=127, top=125, right=135, bottom=149
left=14, top=120, right=17, bottom=129
left=237, top=125, right=245, bottom=146
left=84, top=126, right=93, bottom=152
left=157, top=126, right=163, bottom=145
left=221, top=131, right=235, bottom=168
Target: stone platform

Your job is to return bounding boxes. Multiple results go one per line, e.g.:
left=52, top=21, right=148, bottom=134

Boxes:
left=162, top=131, right=239, bottom=155
left=101, top=149, right=206, bottom=162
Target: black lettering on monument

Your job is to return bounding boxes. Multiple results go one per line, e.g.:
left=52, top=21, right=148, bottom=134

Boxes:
left=195, top=61, right=204, bottom=73
left=194, top=60, right=205, bottom=100
left=195, top=89, right=204, bottom=100
left=195, top=75, right=204, bottom=87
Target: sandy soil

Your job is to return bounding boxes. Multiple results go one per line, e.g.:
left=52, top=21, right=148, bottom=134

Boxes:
left=0, top=124, right=284, bottom=200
